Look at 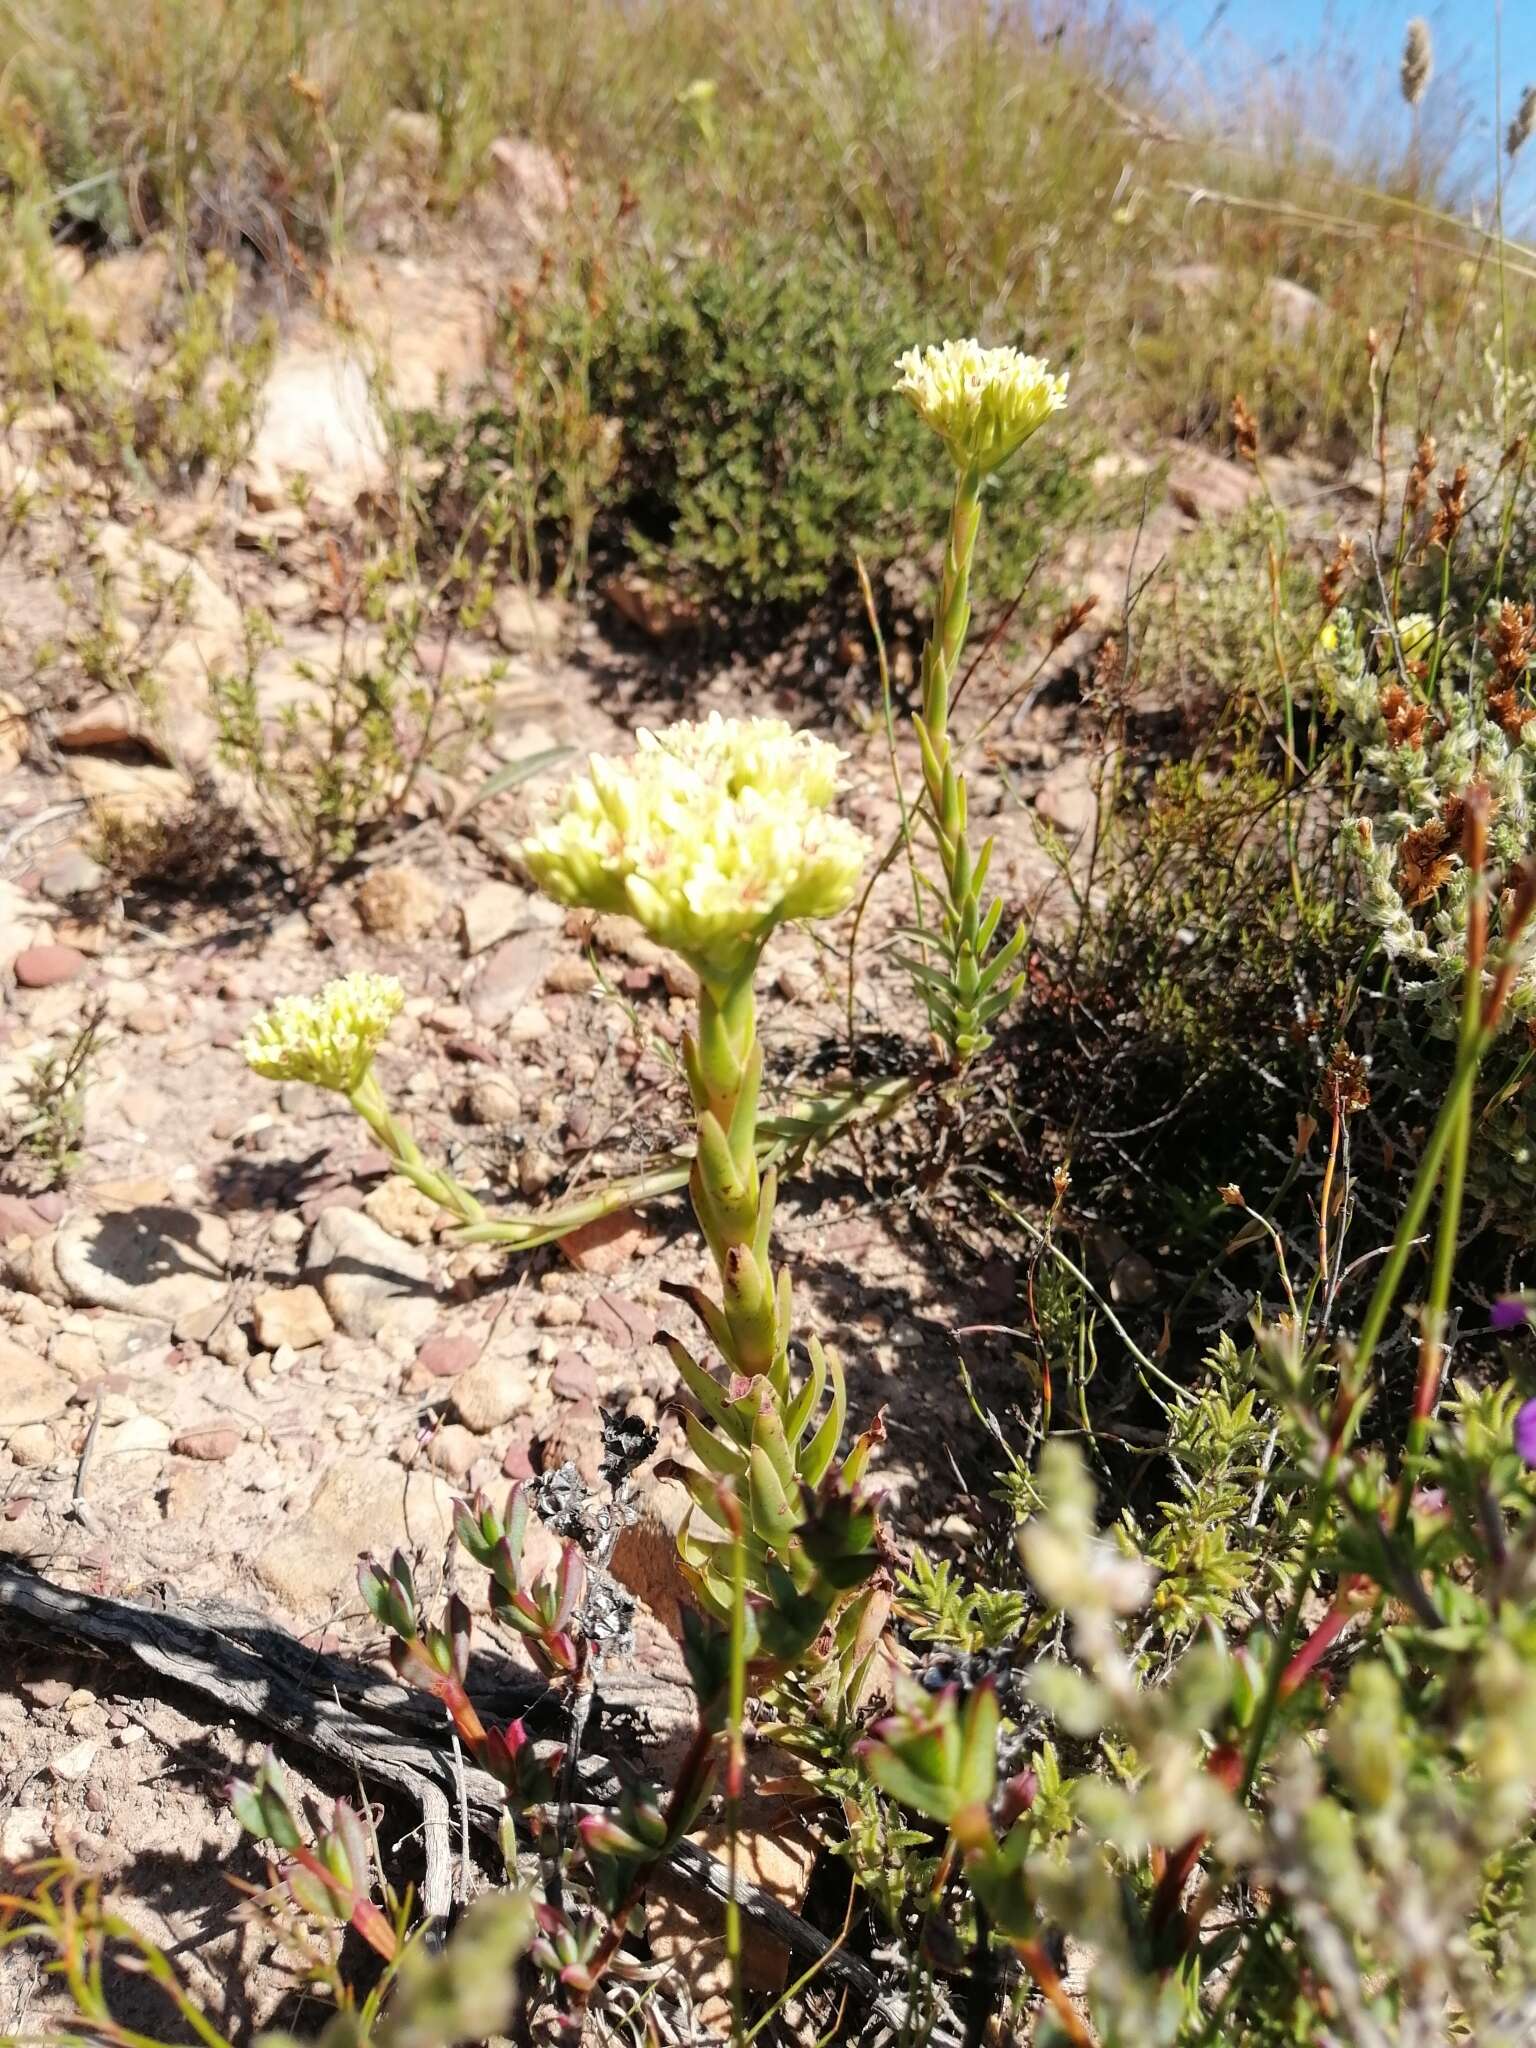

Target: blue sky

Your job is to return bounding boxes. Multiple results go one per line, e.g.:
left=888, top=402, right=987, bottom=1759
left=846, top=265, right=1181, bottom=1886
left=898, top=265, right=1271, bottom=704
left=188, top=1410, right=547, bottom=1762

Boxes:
left=1141, top=2, right=1536, bottom=213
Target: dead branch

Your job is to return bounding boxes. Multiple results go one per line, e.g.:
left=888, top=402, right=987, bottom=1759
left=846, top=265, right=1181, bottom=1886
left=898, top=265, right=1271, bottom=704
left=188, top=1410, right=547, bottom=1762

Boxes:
left=0, top=1558, right=957, bottom=2044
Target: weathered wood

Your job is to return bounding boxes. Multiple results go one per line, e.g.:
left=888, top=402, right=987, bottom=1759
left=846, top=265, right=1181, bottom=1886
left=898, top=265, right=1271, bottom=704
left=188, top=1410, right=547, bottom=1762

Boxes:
left=0, top=1559, right=958, bottom=2044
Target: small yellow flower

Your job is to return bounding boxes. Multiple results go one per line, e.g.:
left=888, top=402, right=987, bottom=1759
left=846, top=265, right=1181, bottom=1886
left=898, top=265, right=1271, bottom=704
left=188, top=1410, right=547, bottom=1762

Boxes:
left=1395, top=612, right=1437, bottom=664
left=520, top=713, right=867, bottom=985
left=241, top=972, right=404, bottom=1093
left=894, top=338, right=1068, bottom=475
left=1319, top=622, right=1339, bottom=652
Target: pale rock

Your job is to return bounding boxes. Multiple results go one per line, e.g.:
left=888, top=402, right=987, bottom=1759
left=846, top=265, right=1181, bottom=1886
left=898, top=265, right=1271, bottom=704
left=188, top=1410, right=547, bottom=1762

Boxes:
left=65, top=751, right=192, bottom=827
left=363, top=1176, right=442, bottom=1245
left=321, top=258, right=490, bottom=414
left=453, top=1350, right=537, bottom=1433
left=1033, top=759, right=1098, bottom=840
left=306, top=1205, right=436, bottom=1342
left=0, top=1343, right=68, bottom=1441
left=253, top=1455, right=457, bottom=1616
left=535, top=1293, right=582, bottom=1328
left=465, top=930, right=559, bottom=1028
left=355, top=863, right=444, bottom=941
left=53, top=1206, right=230, bottom=1329
left=93, top=522, right=241, bottom=643
left=101, top=1415, right=172, bottom=1457
left=517, top=1147, right=561, bottom=1198
left=49, top=1738, right=99, bottom=1783
left=7, top=1420, right=59, bottom=1468
left=244, top=345, right=389, bottom=514
left=544, top=957, right=597, bottom=996
left=423, top=1421, right=481, bottom=1481
left=462, top=1074, right=521, bottom=1125
left=251, top=1283, right=334, bottom=1352
left=482, top=136, right=569, bottom=243
left=460, top=880, right=542, bottom=956
left=39, top=848, right=108, bottom=900
left=507, top=1002, right=552, bottom=1044
left=49, top=1331, right=102, bottom=1381
left=493, top=586, right=565, bottom=652
left=0, top=689, right=25, bottom=775
left=0, top=1807, right=51, bottom=1861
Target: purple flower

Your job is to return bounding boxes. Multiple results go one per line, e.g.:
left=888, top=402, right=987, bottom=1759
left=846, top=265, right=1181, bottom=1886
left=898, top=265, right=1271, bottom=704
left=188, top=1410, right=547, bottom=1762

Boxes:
left=1492, top=1296, right=1531, bottom=1332
left=1515, top=1400, right=1536, bottom=1469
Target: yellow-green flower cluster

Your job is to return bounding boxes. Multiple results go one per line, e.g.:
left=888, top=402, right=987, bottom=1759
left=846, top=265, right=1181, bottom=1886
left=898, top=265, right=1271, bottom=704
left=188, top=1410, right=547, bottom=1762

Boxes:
left=241, top=972, right=404, bottom=1093
left=1393, top=612, right=1437, bottom=665
left=520, top=713, right=867, bottom=985
left=894, top=338, right=1068, bottom=475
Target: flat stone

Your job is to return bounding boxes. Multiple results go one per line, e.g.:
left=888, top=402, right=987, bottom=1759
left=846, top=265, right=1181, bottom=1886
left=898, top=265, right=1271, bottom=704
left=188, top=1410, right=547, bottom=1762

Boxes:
left=305, top=1205, right=435, bottom=1343
left=551, top=1354, right=599, bottom=1402
left=249, top=1277, right=333, bottom=1359
left=507, top=1003, right=552, bottom=1044
left=558, top=1208, right=657, bottom=1277
left=13, top=945, right=86, bottom=988
left=1033, top=759, right=1098, bottom=839
left=0, top=1341, right=71, bottom=1428
left=417, top=1333, right=481, bottom=1379
left=38, top=849, right=107, bottom=901
left=460, top=880, right=542, bottom=956
left=453, top=1349, right=536, bottom=1433
left=49, top=1739, right=99, bottom=1783
left=423, top=1421, right=480, bottom=1482
left=53, top=1207, right=230, bottom=1329
left=465, top=930, right=559, bottom=1028
left=0, top=1195, right=49, bottom=1241
left=7, top=1421, right=59, bottom=1468
left=171, top=1424, right=241, bottom=1461
left=254, top=1455, right=456, bottom=1617
left=100, top=1415, right=172, bottom=1458
left=244, top=345, right=390, bottom=515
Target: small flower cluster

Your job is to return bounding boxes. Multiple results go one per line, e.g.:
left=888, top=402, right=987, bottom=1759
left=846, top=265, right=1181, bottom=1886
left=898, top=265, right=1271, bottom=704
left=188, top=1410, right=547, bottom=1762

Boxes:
left=894, top=339, right=1068, bottom=476
left=240, top=972, right=404, bottom=1093
left=519, top=713, right=867, bottom=985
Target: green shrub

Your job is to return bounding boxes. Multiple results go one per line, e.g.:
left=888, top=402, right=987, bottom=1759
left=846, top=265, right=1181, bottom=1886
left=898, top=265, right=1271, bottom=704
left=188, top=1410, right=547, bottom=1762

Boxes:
left=554, top=235, right=1092, bottom=611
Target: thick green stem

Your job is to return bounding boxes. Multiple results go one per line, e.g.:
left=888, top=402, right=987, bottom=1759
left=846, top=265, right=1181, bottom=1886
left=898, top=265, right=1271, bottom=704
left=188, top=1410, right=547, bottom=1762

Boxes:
left=347, top=1067, right=486, bottom=1225
left=687, top=971, right=784, bottom=1378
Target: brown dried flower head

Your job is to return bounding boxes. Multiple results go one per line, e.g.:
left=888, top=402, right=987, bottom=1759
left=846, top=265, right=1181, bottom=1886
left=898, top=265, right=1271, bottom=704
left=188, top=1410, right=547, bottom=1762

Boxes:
left=1509, top=84, right=1536, bottom=160
left=1400, top=18, right=1433, bottom=107
left=1230, top=394, right=1259, bottom=464
left=1049, top=595, right=1099, bottom=651
left=1428, top=463, right=1469, bottom=549
left=1405, top=432, right=1437, bottom=518
left=1379, top=681, right=1429, bottom=749
left=1321, top=1042, right=1371, bottom=1120
left=1318, top=535, right=1357, bottom=612
left=1394, top=793, right=1488, bottom=910
left=1485, top=601, right=1536, bottom=741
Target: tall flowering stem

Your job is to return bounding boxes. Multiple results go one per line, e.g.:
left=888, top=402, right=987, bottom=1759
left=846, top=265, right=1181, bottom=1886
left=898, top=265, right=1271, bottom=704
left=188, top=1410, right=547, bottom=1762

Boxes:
left=895, top=339, right=1068, bottom=1067
left=520, top=715, right=885, bottom=1655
